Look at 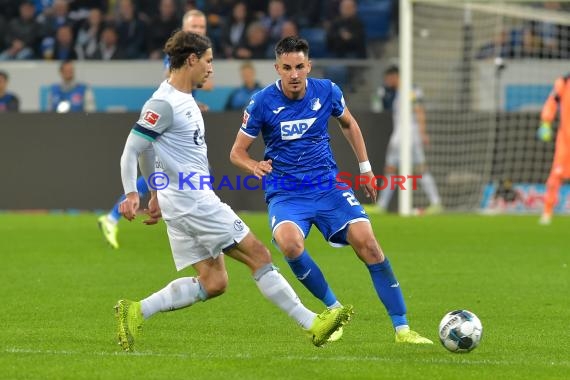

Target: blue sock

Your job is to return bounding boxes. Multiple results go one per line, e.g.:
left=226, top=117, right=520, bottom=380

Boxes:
left=367, top=258, right=408, bottom=329
left=109, top=176, right=150, bottom=223
left=286, top=250, right=338, bottom=307
left=136, top=176, right=150, bottom=197
left=109, top=195, right=124, bottom=223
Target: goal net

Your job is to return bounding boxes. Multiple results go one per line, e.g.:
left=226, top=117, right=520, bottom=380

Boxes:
left=400, top=0, right=570, bottom=214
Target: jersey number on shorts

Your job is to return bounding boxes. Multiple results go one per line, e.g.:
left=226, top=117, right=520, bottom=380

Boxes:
left=342, top=192, right=360, bottom=206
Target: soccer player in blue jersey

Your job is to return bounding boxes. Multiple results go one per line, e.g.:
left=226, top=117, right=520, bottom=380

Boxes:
left=230, top=36, right=432, bottom=344
left=98, top=10, right=211, bottom=249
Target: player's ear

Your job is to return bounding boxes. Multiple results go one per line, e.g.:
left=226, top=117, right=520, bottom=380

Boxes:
left=307, top=60, right=312, bottom=74
left=274, top=62, right=279, bottom=73
left=187, top=54, right=197, bottom=66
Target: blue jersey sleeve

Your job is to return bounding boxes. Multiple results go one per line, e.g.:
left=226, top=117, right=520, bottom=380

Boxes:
left=240, top=95, right=263, bottom=138
left=331, top=82, right=346, bottom=118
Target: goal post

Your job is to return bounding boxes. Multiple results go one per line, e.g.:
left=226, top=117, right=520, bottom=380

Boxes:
left=398, top=0, right=570, bottom=215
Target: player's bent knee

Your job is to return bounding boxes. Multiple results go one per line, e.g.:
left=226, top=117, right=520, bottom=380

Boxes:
left=277, top=238, right=304, bottom=258
left=357, top=239, right=384, bottom=264
left=201, top=272, right=228, bottom=297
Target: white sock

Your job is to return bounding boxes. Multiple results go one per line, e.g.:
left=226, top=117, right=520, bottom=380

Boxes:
left=254, top=264, right=316, bottom=329
left=378, top=188, right=395, bottom=209
left=395, top=324, right=410, bottom=333
left=420, top=172, right=441, bottom=205
left=327, top=300, right=342, bottom=309
left=140, top=277, right=207, bottom=319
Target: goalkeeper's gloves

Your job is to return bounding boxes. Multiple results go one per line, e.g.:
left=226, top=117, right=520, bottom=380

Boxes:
left=537, top=122, right=553, bottom=142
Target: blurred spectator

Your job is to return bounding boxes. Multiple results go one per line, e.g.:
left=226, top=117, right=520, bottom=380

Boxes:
left=51, top=23, right=78, bottom=60
left=234, top=21, right=269, bottom=59
left=285, top=0, right=321, bottom=29
left=219, top=1, right=251, bottom=59
left=182, top=8, right=207, bottom=37
left=0, top=71, right=20, bottom=112
left=280, top=20, right=298, bottom=39
left=114, top=0, right=147, bottom=59
left=88, top=25, right=127, bottom=60
left=225, top=61, right=263, bottom=111
left=147, top=0, right=180, bottom=60
left=47, top=60, right=96, bottom=112
left=260, top=0, right=288, bottom=46
left=326, top=0, right=367, bottom=58
left=74, top=7, right=106, bottom=60
left=0, top=1, right=43, bottom=60
left=37, top=0, right=73, bottom=38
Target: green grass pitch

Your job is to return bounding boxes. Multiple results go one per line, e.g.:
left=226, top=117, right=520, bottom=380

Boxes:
left=1, top=213, right=568, bottom=379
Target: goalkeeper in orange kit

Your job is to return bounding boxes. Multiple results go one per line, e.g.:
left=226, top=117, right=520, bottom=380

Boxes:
left=537, top=74, right=570, bottom=225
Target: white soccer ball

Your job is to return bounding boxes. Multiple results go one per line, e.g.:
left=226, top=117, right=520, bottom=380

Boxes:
left=56, top=100, right=71, bottom=113
left=438, top=309, right=483, bottom=353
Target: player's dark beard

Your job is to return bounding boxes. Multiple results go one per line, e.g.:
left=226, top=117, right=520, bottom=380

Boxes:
left=196, top=83, right=203, bottom=88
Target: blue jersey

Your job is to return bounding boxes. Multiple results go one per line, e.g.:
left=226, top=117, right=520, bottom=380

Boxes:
left=241, top=78, right=346, bottom=199
left=48, top=83, right=89, bottom=112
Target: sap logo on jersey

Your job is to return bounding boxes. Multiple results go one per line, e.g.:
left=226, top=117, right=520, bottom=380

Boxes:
left=280, top=118, right=316, bottom=140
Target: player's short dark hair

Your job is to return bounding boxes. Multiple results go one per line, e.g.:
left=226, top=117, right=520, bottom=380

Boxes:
left=384, top=65, right=399, bottom=75
left=274, top=36, right=309, bottom=59
left=164, top=30, right=212, bottom=70
left=0, top=70, right=8, bottom=81
left=59, top=59, right=74, bottom=71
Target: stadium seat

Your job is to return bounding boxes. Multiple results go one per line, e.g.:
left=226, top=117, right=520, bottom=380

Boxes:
left=357, top=0, right=394, bottom=40
left=300, top=27, right=328, bottom=58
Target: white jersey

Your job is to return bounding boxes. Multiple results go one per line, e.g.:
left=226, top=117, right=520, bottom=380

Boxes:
left=388, top=87, right=423, bottom=147
left=135, top=80, right=212, bottom=220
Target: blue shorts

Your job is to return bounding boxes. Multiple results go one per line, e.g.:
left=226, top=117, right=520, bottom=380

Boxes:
left=268, top=188, right=370, bottom=247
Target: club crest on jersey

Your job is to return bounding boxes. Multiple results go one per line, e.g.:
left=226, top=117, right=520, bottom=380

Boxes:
left=280, top=118, right=316, bottom=140
left=143, top=110, right=160, bottom=127
left=310, top=98, right=321, bottom=111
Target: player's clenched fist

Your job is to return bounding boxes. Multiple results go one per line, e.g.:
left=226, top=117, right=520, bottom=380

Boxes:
left=253, top=159, right=273, bottom=179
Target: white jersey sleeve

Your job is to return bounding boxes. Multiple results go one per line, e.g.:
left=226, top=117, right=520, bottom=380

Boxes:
left=133, top=99, right=174, bottom=141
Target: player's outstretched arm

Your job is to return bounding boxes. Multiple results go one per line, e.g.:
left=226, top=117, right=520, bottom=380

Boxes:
left=336, top=107, right=377, bottom=202
left=230, top=131, right=273, bottom=179
left=120, top=132, right=153, bottom=221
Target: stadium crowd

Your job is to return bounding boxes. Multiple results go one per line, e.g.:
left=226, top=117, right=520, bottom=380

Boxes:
left=0, top=0, right=389, bottom=61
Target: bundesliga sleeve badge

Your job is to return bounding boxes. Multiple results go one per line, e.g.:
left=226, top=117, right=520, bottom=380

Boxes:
left=143, top=110, right=161, bottom=127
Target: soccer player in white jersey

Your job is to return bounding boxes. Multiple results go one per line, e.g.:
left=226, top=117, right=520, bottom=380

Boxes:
left=371, top=65, right=442, bottom=214
left=230, top=37, right=432, bottom=344
left=114, top=31, right=352, bottom=351
left=97, top=9, right=212, bottom=249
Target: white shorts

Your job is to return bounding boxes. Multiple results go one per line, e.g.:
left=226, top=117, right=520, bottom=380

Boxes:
left=165, top=194, right=250, bottom=271
left=385, top=139, right=425, bottom=167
